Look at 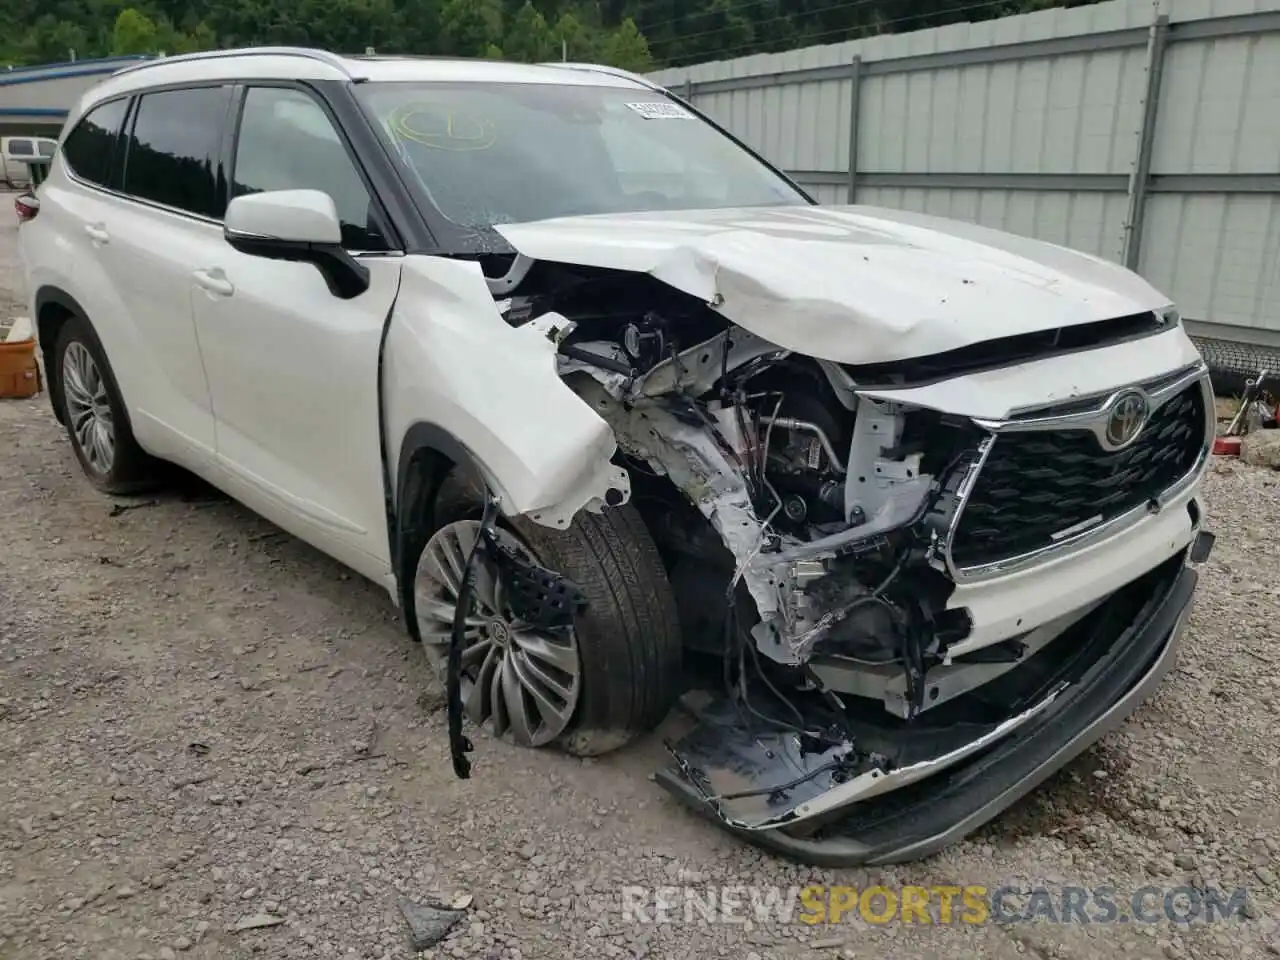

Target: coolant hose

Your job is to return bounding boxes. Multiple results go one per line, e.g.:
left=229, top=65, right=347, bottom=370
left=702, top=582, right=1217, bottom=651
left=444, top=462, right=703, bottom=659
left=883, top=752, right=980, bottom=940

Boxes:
left=448, top=494, right=502, bottom=779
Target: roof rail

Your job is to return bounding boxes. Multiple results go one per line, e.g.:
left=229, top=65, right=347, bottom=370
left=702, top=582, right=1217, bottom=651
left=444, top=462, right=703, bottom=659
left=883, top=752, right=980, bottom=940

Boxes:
left=543, top=62, right=668, bottom=92
left=109, top=47, right=359, bottom=81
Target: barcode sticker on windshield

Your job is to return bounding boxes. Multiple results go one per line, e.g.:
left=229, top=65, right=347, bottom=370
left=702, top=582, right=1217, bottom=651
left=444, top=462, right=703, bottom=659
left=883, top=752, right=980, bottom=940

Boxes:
left=625, top=101, right=695, bottom=120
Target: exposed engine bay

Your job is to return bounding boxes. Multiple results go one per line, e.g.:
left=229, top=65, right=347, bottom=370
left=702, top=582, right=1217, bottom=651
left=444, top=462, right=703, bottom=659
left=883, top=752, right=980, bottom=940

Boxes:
left=443, top=249, right=1213, bottom=843
left=494, top=258, right=1007, bottom=708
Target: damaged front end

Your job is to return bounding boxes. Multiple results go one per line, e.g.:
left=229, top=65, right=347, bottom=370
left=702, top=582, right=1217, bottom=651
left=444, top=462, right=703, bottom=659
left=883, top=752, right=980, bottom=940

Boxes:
left=462, top=234, right=1215, bottom=863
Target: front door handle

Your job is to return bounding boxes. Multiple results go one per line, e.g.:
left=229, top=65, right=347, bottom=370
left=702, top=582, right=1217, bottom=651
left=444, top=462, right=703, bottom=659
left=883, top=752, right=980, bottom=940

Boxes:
left=193, top=268, right=235, bottom=298
left=84, top=223, right=109, bottom=244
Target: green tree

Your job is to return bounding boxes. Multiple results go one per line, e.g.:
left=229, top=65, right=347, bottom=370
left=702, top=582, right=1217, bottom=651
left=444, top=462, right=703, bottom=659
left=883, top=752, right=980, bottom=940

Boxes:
left=551, top=10, right=594, bottom=61
left=1, top=0, right=1084, bottom=72
left=483, top=41, right=505, bottom=58
left=439, top=0, right=503, bottom=57
left=504, top=1, right=554, bottom=62
left=110, top=7, right=158, bottom=54
left=18, top=16, right=90, bottom=63
left=598, top=16, right=650, bottom=71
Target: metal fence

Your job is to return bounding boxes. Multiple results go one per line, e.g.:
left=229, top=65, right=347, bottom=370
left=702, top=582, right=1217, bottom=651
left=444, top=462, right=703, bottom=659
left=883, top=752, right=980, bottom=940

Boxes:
left=648, top=0, right=1280, bottom=362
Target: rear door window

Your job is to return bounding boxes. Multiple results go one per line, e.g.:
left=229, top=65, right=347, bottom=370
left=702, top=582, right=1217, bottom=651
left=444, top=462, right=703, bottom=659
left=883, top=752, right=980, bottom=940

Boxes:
left=61, top=99, right=130, bottom=187
left=121, top=85, right=232, bottom=219
left=6, top=140, right=34, bottom=157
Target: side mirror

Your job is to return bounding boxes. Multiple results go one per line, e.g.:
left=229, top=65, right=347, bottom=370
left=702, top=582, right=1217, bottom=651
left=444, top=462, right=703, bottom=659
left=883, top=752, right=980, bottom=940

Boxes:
left=223, top=189, right=370, bottom=299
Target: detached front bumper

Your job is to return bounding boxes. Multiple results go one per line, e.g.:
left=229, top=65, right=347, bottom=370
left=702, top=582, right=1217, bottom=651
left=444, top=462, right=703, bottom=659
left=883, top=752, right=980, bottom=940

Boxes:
left=655, top=539, right=1207, bottom=866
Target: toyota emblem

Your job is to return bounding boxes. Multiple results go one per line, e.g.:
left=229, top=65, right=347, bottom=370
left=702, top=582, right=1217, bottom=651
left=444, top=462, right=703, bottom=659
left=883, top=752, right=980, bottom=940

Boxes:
left=1103, top=390, right=1149, bottom=449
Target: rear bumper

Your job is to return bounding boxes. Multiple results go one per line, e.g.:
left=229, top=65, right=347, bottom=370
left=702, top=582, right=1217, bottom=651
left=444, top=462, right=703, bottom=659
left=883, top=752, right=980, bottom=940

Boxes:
left=655, top=552, right=1200, bottom=866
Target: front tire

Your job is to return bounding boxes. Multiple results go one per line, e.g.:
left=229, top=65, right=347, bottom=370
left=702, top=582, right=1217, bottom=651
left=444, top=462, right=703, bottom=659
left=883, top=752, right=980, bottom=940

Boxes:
left=53, top=314, right=160, bottom=494
left=414, top=464, right=684, bottom=756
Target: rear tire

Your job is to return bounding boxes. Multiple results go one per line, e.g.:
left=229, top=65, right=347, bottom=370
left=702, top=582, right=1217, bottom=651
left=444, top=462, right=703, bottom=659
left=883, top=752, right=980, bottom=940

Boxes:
left=53, top=314, right=161, bottom=495
left=416, top=463, right=684, bottom=757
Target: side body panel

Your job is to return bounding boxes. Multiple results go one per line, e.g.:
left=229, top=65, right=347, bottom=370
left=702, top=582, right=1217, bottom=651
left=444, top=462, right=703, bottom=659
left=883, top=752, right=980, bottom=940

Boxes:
left=22, top=160, right=219, bottom=475
left=383, top=255, right=626, bottom=527
left=93, top=197, right=223, bottom=466
left=192, top=254, right=402, bottom=584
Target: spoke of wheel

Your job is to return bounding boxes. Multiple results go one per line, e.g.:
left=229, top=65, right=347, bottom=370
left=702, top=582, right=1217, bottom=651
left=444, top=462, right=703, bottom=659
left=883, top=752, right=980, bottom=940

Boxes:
left=72, top=411, right=94, bottom=449
left=487, top=651, right=510, bottom=739
left=432, top=530, right=465, bottom=593
left=500, top=656, right=536, bottom=745
left=511, top=631, right=579, bottom=675
left=84, top=360, right=101, bottom=397
left=64, top=348, right=91, bottom=408
left=417, top=594, right=485, bottom=629
left=461, top=638, right=493, bottom=668
left=511, top=647, right=576, bottom=708
left=426, top=525, right=499, bottom=616
left=90, top=423, right=110, bottom=470
left=466, top=644, right=499, bottom=722
left=508, top=652, right=574, bottom=725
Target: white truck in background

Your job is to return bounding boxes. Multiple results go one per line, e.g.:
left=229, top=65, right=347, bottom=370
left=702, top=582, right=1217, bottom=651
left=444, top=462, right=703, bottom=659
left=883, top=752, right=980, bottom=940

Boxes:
left=2, top=136, right=58, bottom=189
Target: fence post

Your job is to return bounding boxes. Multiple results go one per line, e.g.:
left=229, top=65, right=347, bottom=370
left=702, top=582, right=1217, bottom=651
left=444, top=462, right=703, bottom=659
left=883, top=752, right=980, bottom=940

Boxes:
left=847, top=56, right=863, bottom=204
left=1123, top=13, right=1169, bottom=271
left=683, top=77, right=694, bottom=104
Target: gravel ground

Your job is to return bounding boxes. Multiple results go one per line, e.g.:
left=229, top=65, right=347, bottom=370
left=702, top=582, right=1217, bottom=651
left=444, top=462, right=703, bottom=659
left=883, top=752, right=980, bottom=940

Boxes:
left=3, top=205, right=1280, bottom=960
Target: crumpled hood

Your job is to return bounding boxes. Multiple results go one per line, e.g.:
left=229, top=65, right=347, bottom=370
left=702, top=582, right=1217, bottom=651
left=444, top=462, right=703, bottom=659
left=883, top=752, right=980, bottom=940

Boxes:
left=495, top=204, right=1171, bottom=365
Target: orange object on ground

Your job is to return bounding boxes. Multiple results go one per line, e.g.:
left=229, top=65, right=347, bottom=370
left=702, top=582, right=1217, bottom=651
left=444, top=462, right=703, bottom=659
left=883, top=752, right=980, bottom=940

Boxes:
left=0, top=320, right=42, bottom=399
left=1213, top=435, right=1242, bottom=457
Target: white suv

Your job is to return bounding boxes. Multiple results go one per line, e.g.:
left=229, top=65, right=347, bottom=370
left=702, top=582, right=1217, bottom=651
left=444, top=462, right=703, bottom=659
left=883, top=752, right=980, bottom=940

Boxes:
left=20, top=47, right=1215, bottom=865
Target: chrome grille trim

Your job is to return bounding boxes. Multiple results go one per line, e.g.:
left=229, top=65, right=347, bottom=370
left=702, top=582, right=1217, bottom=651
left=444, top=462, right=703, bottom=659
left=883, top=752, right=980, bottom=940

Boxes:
left=939, top=364, right=1214, bottom=583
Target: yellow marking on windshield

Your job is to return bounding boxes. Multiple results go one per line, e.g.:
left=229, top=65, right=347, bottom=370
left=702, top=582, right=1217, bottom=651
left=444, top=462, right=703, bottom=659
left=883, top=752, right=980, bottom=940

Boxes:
left=388, top=103, right=497, bottom=151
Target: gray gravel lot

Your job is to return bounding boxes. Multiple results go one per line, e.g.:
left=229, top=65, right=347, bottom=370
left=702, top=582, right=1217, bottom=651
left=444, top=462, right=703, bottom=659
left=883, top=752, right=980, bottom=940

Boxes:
left=2, top=205, right=1280, bottom=960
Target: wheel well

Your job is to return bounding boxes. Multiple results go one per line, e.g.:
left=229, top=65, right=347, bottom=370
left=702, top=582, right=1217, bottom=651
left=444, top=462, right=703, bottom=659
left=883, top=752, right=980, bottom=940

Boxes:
left=393, top=438, right=456, bottom=642
left=35, top=294, right=78, bottom=424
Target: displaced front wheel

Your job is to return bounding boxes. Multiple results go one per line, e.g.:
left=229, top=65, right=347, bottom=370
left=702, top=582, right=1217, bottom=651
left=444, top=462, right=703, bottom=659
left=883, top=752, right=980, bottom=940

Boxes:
left=413, top=465, right=684, bottom=756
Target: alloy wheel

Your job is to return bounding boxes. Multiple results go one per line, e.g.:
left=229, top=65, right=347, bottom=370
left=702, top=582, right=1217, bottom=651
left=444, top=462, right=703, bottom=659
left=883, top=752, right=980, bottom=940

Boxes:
left=414, top=521, right=582, bottom=747
left=62, top=341, right=115, bottom=475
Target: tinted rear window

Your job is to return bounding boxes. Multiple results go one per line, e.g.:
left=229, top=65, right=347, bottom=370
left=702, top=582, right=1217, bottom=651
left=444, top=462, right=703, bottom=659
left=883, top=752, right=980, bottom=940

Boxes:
left=61, top=99, right=130, bottom=187
left=7, top=140, right=34, bottom=157
left=122, top=86, right=231, bottom=218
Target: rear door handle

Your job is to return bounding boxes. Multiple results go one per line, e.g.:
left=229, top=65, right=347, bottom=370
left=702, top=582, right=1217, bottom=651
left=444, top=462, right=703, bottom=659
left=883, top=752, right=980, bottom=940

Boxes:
left=84, top=223, right=109, bottom=244
left=193, top=268, right=235, bottom=298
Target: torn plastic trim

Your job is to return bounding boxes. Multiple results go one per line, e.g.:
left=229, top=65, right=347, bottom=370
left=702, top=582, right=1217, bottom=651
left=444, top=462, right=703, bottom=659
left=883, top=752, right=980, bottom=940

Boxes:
left=480, top=310, right=633, bottom=530
left=657, top=556, right=1202, bottom=864
left=669, top=680, right=1065, bottom=833
left=778, top=685, right=1066, bottom=827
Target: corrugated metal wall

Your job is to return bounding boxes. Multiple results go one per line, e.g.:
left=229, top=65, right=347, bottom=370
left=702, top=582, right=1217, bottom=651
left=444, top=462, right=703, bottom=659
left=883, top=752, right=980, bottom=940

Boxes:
left=649, top=0, right=1280, bottom=348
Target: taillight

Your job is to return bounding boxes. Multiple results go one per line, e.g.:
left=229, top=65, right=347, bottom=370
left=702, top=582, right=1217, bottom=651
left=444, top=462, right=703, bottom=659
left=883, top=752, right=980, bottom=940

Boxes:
left=14, top=193, right=39, bottom=223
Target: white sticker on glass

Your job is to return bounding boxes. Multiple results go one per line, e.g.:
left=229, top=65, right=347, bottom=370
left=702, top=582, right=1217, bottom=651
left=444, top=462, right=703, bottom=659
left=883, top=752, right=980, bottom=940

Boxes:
left=624, top=101, right=695, bottom=120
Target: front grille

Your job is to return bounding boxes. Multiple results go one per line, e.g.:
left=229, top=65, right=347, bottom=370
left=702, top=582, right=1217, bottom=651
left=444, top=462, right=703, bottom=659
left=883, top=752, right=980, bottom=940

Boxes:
left=949, top=383, right=1206, bottom=569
